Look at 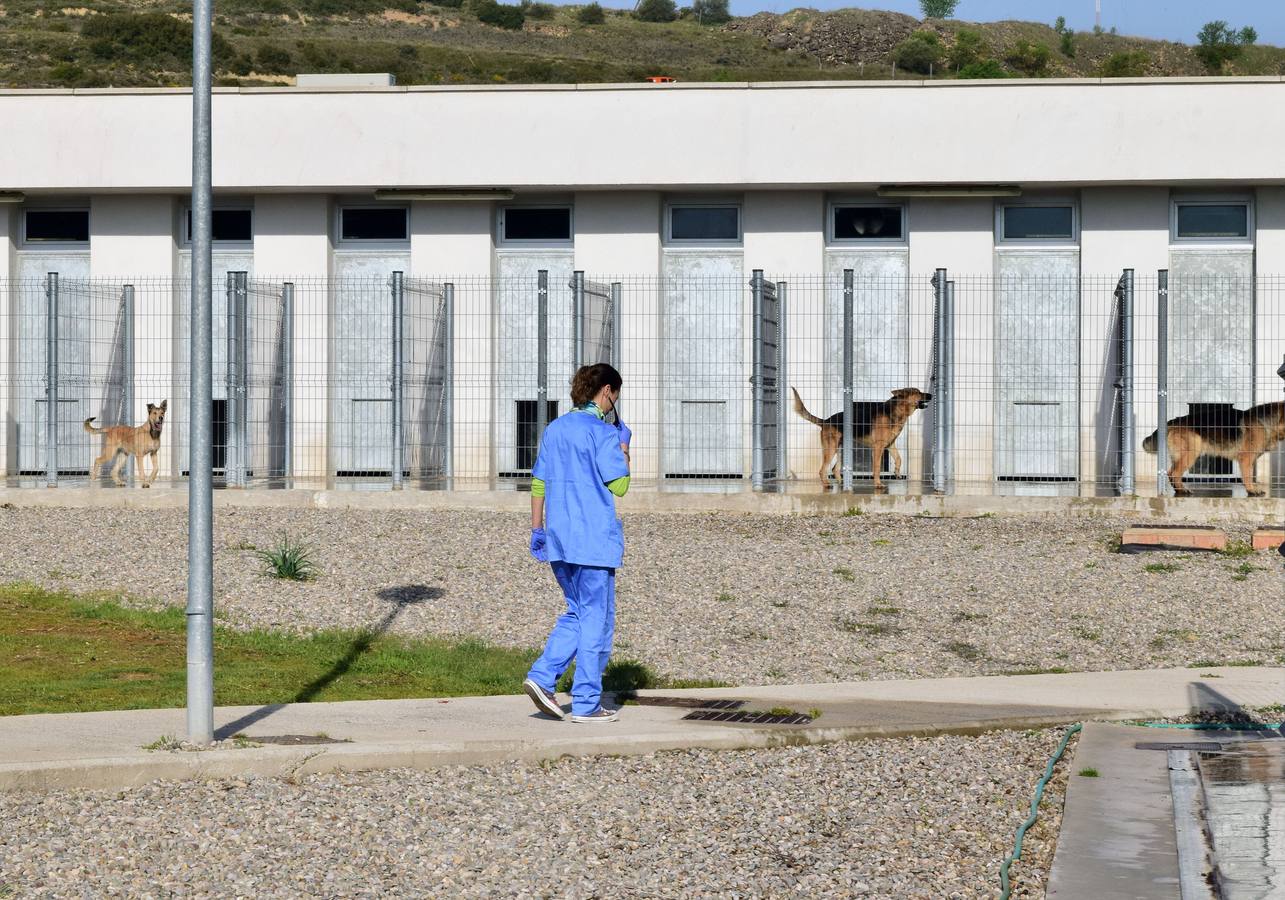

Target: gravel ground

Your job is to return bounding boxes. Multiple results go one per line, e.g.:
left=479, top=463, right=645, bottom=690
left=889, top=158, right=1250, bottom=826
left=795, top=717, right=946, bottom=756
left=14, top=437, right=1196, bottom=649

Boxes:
left=1, top=506, right=1281, bottom=685
left=0, top=728, right=1071, bottom=899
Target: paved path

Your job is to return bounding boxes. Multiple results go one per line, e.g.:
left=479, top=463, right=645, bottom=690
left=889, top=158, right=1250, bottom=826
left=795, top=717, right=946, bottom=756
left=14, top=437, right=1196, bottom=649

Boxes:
left=2, top=666, right=1281, bottom=793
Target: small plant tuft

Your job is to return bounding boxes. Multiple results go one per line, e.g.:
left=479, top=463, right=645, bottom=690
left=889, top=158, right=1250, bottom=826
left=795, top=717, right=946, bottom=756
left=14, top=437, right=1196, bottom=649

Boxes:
left=843, top=506, right=864, bottom=517
left=143, top=734, right=182, bottom=751
left=255, top=535, right=318, bottom=581
left=1078, top=767, right=1100, bottom=778
left=715, top=591, right=735, bottom=603
left=807, top=707, right=822, bottom=720
left=832, top=567, right=856, bottom=582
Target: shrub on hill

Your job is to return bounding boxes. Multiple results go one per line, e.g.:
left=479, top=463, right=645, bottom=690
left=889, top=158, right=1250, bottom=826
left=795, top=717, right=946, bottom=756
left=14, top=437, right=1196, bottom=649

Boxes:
left=1099, top=50, right=1149, bottom=77
left=1005, top=39, right=1051, bottom=76
left=957, top=59, right=1008, bottom=79
left=636, top=0, right=677, bottom=23
left=576, top=2, right=605, bottom=24
left=892, top=31, right=941, bottom=74
left=470, top=0, right=526, bottom=29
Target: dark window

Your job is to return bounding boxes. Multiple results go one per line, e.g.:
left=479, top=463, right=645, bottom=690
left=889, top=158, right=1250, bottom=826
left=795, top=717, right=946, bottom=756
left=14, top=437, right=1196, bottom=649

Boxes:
left=833, top=205, right=903, bottom=241
left=670, top=206, right=740, bottom=242
left=25, top=210, right=89, bottom=243
left=341, top=208, right=408, bottom=241
left=1176, top=204, right=1248, bottom=239
left=1003, top=206, right=1075, bottom=241
left=503, top=208, right=571, bottom=242
left=185, top=209, right=253, bottom=243
left=516, top=399, right=559, bottom=471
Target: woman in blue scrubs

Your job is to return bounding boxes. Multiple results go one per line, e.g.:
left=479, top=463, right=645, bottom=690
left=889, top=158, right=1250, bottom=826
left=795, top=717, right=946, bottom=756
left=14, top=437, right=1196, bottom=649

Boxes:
left=522, top=363, right=631, bottom=723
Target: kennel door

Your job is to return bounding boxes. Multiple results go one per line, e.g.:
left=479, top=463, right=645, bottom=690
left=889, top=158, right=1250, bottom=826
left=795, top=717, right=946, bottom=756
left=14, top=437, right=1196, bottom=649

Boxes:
left=994, top=253, right=1080, bottom=482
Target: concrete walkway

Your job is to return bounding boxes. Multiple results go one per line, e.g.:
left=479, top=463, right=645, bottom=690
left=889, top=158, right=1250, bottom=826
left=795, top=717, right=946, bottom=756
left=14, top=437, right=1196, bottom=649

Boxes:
left=1, top=483, right=1282, bottom=522
left=2, top=666, right=1281, bottom=793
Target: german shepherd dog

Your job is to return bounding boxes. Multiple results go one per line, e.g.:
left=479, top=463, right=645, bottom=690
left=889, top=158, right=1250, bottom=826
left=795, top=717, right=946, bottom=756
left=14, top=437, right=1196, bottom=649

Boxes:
left=1143, top=401, right=1285, bottom=497
left=84, top=400, right=167, bottom=487
left=792, top=387, right=932, bottom=491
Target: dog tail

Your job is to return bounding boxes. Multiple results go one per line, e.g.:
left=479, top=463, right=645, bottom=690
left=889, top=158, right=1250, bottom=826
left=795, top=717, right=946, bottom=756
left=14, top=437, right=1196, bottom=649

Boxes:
left=791, top=387, right=827, bottom=426
left=83, top=417, right=103, bottom=435
left=1142, top=430, right=1158, bottom=453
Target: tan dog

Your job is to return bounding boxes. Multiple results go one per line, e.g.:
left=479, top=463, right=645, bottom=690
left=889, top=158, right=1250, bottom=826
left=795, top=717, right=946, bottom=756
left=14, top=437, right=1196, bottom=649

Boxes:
left=1143, top=401, right=1285, bottom=497
left=84, top=400, right=167, bottom=487
left=792, top=387, right=932, bottom=491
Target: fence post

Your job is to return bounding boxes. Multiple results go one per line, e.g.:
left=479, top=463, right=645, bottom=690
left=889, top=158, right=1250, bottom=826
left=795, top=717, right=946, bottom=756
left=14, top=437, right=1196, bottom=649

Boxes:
left=122, top=284, right=135, bottom=483
left=931, top=269, right=947, bottom=494
left=44, top=272, right=58, bottom=487
left=536, top=270, right=549, bottom=460
left=944, top=278, right=955, bottom=490
left=572, top=270, right=585, bottom=370
left=1117, top=269, right=1135, bottom=496
left=226, top=272, right=248, bottom=487
left=777, top=280, right=788, bottom=482
left=391, top=271, right=404, bottom=490
left=281, top=282, right=294, bottom=482
left=842, top=269, right=854, bottom=493
left=750, top=269, right=766, bottom=491
left=443, top=283, right=455, bottom=482
left=610, top=282, right=622, bottom=372
left=1157, top=269, right=1170, bottom=497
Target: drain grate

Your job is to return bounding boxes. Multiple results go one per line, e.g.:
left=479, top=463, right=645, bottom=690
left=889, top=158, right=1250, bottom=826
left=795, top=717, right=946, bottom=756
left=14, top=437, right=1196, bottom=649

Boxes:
left=245, top=734, right=351, bottom=746
left=627, top=696, right=747, bottom=710
left=683, top=709, right=814, bottom=726
left=1135, top=741, right=1224, bottom=752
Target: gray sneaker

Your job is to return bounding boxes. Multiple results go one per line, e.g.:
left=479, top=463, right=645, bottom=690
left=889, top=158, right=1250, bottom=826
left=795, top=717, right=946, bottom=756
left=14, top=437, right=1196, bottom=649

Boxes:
left=523, top=678, right=565, bottom=720
left=569, top=707, right=619, bottom=724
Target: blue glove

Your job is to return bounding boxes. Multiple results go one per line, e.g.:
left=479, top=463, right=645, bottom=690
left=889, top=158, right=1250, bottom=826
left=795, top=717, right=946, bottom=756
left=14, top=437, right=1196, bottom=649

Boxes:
left=529, top=527, right=548, bottom=562
left=614, top=418, right=632, bottom=449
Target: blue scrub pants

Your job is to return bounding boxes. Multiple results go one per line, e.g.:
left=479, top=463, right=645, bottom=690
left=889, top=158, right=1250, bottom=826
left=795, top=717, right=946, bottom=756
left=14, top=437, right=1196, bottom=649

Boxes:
left=527, top=562, right=616, bottom=716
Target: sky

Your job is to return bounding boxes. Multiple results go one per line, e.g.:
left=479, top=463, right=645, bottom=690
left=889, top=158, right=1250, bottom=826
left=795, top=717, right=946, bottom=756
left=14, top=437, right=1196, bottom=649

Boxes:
left=598, top=0, right=1285, bottom=47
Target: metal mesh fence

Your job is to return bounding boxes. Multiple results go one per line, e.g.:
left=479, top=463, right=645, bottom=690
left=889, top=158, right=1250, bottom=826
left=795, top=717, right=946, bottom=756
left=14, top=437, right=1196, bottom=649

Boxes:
left=2, top=270, right=1282, bottom=497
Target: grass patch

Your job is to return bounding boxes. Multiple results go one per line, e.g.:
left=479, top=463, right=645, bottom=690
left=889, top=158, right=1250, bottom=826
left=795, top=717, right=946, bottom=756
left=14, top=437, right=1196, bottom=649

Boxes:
left=1189, top=658, right=1263, bottom=668
left=1143, top=562, right=1180, bottom=574
left=255, top=534, right=318, bottom=581
left=1221, top=540, right=1254, bottom=559
left=1000, top=666, right=1070, bottom=675
left=944, top=640, right=984, bottom=661
left=1150, top=628, right=1199, bottom=650
left=807, top=707, right=822, bottom=720
left=767, top=706, right=797, bottom=716
left=142, top=734, right=182, bottom=751
left=1077, top=767, right=1100, bottom=778
left=871, top=538, right=891, bottom=546
left=0, top=583, right=695, bottom=716
left=1229, top=561, right=1259, bottom=581
left=715, top=591, right=735, bottom=603
left=866, top=604, right=902, bottom=616
left=835, top=616, right=905, bottom=637
left=832, top=567, right=856, bottom=582
left=842, top=506, right=863, bottom=517
left=1071, top=626, right=1103, bottom=642
left=950, top=610, right=987, bottom=623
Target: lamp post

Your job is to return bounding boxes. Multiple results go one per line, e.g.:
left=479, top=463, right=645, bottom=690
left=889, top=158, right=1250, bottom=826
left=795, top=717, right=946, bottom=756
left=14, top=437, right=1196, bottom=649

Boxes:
left=186, top=0, right=214, bottom=745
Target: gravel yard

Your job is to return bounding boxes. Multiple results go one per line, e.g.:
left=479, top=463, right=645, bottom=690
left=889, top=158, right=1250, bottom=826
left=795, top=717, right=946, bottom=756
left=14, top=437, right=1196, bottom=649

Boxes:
left=1, top=505, right=1281, bottom=685
left=0, top=728, right=1069, bottom=898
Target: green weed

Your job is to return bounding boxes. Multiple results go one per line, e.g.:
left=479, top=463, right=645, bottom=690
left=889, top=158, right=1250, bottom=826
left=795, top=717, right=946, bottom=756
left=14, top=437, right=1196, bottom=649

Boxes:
left=255, top=535, right=318, bottom=581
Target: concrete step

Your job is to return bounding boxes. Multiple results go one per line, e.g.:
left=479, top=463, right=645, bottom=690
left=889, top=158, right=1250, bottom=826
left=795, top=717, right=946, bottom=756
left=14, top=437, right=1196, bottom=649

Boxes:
left=1121, top=525, right=1227, bottom=552
left=1251, top=527, right=1284, bottom=551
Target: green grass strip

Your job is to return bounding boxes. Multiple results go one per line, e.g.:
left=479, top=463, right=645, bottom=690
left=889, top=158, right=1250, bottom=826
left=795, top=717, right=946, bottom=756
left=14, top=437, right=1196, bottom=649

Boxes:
left=0, top=583, right=723, bottom=716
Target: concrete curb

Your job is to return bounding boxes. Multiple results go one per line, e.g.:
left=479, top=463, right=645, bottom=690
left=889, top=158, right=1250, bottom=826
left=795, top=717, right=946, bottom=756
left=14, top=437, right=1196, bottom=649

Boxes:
left=1, top=485, right=1282, bottom=522
left=0, top=710, right=1153, bottom=794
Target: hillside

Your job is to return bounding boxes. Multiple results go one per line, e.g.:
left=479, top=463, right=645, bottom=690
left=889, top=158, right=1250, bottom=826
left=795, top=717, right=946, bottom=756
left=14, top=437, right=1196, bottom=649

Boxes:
left=1, top=1, right=1282, bottom=89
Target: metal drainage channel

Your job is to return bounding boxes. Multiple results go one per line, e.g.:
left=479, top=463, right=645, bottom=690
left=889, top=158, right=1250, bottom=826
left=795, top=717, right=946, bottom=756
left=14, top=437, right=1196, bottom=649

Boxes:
left=625, top=696, right=816, bottom=726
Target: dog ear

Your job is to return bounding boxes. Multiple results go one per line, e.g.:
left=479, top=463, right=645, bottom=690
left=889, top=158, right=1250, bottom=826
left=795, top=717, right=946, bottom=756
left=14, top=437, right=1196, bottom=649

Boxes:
left=160, top=399, right=168, bottom=409
left=147, top=403, right=155, bottom=411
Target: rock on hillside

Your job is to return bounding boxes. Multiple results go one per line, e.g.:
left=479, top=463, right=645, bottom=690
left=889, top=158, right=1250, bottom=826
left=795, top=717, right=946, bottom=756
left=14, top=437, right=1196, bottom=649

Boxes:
left=727, top=8, right=920, bottom=67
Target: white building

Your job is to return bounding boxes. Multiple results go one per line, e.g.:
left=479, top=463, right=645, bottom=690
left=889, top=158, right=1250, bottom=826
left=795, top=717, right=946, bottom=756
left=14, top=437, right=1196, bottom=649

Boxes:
left=2, top=77, right=1284, bottom=495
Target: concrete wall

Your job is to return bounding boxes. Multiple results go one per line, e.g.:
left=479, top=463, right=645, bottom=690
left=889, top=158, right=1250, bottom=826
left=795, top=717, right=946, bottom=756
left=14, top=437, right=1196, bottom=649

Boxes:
left=6, top=80, right=1285, bottom=190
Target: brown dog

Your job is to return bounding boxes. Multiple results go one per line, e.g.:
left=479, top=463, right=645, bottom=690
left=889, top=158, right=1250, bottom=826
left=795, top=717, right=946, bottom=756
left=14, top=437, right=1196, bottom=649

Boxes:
left=84, top=400, right=167, bottom=487
left=1143, top=401, right=1285, bottom=497
left=792, top=387, right=932, bottom=491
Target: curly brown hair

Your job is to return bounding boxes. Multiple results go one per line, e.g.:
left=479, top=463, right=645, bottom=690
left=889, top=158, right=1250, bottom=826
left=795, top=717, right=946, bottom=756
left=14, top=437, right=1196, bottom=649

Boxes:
left=570, top=363, right=622, bottom=407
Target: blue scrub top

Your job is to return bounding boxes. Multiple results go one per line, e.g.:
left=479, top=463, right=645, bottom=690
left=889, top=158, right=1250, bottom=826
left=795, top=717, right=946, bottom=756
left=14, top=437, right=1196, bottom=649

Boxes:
left=532, top=409, right=629, bottom=569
